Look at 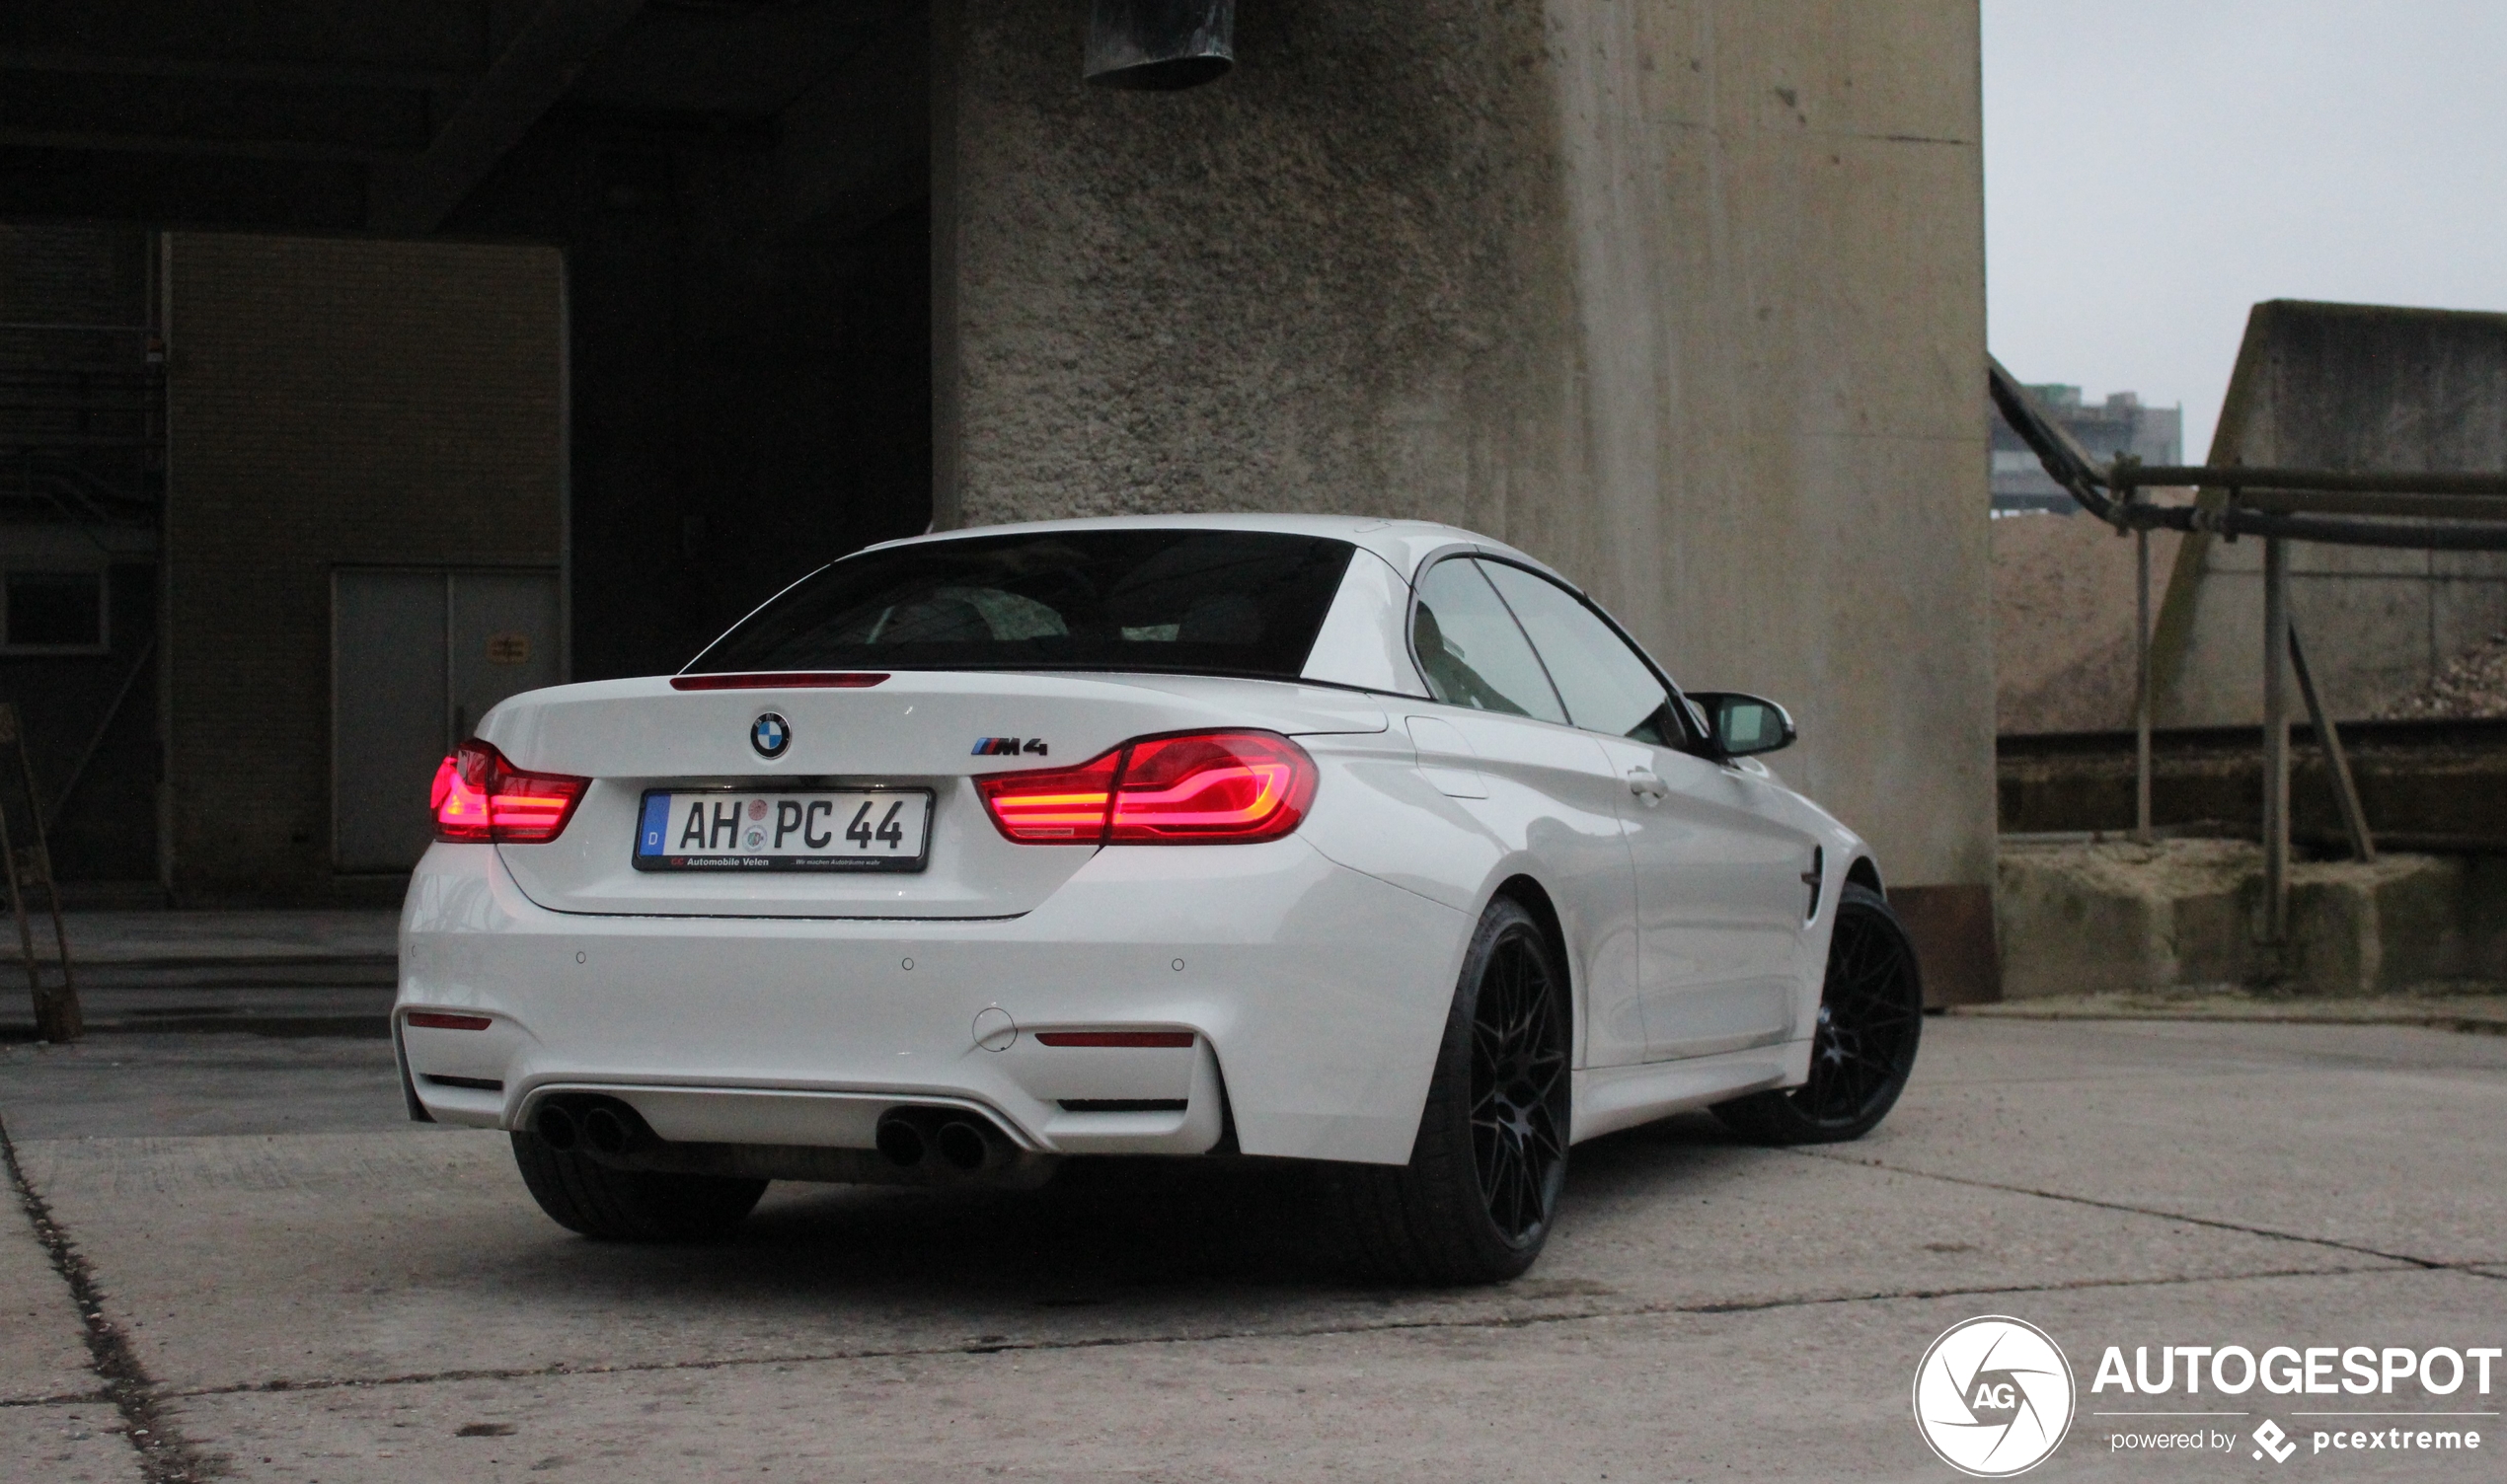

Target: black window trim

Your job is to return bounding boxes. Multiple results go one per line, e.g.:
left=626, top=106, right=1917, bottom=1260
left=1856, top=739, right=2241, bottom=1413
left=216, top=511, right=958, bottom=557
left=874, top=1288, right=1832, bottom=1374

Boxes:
left=1408, top=552, right=1709, bottom=755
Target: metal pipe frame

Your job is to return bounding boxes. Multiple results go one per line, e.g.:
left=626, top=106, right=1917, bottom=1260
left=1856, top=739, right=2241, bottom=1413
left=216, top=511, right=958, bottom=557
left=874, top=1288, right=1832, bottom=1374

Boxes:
left=2135, top=524, right=2153, bottom=845
left=2260, top=538, right=2290, bottom=943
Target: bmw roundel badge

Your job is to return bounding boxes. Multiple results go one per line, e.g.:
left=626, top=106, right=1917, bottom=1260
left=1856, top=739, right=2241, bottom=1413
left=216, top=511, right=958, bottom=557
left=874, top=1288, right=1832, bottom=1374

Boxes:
left=750, top=711, right=791, bottom=759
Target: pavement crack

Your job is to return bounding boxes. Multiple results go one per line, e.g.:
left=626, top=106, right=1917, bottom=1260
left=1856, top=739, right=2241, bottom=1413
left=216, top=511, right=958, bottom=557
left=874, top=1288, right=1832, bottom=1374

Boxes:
left=0, top=1111, right=211, bottom=1482
left=1790, top=1149, right=2469, bottom=1272
left=161, top=1259, right=2400, bottom=1400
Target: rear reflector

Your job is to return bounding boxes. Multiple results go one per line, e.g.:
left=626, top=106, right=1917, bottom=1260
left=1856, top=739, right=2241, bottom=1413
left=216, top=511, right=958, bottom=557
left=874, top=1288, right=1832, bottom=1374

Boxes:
left=405, top=1011, right=494, bottom=1031
left=432, top=739, right=588, bottom=845
left=668, top=671, right=888, bottom=691
left=1034, top=1030, right=1196, bottom=1048
left=976, top=730, right=1316, bottom=846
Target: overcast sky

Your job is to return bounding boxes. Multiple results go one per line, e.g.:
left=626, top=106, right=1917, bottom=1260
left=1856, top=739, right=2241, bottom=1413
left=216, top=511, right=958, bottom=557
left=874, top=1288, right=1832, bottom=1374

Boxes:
left=1982, top=1, right=2507, bottom=459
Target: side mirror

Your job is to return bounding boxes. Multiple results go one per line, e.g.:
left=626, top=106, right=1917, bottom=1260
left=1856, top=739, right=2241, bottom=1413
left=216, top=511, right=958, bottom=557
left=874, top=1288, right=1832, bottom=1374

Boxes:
left=1689, top=693, right=1796, bottom=759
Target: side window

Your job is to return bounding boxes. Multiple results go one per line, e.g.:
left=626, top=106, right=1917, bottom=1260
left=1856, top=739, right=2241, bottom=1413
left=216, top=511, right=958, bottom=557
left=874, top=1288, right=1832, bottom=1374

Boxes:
left=1479, top=561, right=1681, bottom=747
left=1411, top=559, right=1566, bottom=723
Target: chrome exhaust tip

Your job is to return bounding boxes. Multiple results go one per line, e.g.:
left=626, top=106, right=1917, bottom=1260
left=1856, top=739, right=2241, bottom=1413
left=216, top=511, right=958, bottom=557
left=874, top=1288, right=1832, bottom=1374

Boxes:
left=536, top=1103, right=580, bottom=1151
left=874, top=1112, right=927, bottom=1168
left=935, top=1119, right=991, bottom=1172
left=582, top=1103, right=632, bottom=1157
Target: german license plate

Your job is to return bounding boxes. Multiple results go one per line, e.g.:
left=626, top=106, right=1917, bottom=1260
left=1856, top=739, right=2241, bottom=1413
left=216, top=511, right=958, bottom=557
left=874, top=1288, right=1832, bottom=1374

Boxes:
left=633, top=789, right=933, bottom=872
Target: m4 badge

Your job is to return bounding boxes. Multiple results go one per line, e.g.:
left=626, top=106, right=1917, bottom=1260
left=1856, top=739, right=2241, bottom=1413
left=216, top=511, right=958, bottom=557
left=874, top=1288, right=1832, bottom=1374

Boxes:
left=971, top=737, right=1049, bottom=757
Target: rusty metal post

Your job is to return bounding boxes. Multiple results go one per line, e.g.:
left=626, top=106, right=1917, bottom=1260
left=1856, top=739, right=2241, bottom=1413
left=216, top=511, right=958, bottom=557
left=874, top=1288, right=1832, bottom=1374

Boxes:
left=2259, top=538, right=2291, bottom=942
left=2289, top=622, right=2376, bottom=863
left=2134, top=526, right=2153, bottom=845
left=0, top=704, right=80, bottom=1041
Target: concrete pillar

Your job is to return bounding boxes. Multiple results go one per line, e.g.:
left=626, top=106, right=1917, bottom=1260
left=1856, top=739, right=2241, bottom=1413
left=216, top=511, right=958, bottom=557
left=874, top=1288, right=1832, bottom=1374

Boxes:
left=933, top=2, right=1996, bottom=990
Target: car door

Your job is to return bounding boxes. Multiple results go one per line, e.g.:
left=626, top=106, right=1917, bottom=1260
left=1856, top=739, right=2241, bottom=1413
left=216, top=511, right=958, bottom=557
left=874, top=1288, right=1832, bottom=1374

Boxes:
left=1409, top=556, right=1647, bottom=1070
left=1475, top=560, right=1816, bottom=1063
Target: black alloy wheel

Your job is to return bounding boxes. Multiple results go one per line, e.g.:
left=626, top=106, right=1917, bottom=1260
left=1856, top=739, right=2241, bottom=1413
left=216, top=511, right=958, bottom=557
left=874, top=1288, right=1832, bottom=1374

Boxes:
left=1713, top=881, right=1923, bottom=1145
left=1470, top=921, right=1571, bottom=1243
left=1329, top=896, right=1571, bottom=1284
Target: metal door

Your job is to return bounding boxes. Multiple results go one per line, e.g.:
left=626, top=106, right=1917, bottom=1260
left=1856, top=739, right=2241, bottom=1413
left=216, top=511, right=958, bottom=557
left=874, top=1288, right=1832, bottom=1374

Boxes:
left=333, top=568, right=559, bottom=872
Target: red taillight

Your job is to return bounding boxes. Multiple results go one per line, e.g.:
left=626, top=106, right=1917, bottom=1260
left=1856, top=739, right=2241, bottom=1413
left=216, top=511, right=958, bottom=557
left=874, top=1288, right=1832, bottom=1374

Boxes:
left=975, top=729, right=1316, bottom=846
left=1108, top=731, right=1316, bottom=843
left=431, top=739, right=588, bottom=845
left=974, top=748, right=1122, bottom=843
left=668, top=672, right=888, bottom=691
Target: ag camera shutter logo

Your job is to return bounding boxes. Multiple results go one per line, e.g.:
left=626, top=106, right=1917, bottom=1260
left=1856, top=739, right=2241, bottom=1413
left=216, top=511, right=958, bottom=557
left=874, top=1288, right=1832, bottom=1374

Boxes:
left=1914, top=1316, right=2077, bottom=1476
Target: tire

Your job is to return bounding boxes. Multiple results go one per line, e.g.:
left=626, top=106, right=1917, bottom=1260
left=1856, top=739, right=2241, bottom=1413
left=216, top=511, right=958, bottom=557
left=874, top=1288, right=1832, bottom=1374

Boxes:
left=1712, top=881, right=1923, bottom=1146
left=1330, top=895, right=1572, bottom=1285
left=509, top=1131, right=768, bottom=1242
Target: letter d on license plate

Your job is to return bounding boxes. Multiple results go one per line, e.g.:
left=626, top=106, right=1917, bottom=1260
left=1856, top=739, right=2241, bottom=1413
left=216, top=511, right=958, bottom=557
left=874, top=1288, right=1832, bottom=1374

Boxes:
left=633, top=789, right=933, bottom=872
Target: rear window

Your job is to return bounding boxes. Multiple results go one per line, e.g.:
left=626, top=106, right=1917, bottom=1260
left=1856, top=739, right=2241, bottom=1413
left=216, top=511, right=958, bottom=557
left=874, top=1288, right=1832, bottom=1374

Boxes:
left=686, top=529, right=1358, bottom=680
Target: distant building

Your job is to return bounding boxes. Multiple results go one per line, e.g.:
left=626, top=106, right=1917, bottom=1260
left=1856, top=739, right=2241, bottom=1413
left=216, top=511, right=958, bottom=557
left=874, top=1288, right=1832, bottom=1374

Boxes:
left=1991, top=384, right=2181, bottom=514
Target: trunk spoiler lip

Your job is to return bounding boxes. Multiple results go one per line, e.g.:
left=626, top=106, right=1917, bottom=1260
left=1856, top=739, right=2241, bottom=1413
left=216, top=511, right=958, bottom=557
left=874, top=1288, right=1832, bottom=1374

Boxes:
left=668, top=671, right=889, bottom=691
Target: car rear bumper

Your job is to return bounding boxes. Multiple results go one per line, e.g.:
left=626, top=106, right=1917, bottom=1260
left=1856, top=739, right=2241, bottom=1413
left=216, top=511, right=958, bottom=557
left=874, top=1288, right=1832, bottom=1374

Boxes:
left=397, top=835, right=1469, bottom=1164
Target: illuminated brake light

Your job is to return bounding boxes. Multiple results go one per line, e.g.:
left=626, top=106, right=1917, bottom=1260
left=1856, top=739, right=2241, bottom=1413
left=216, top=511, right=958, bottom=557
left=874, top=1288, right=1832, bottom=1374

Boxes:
left=1035, top=1030, right=1196, bottom=1048
left=974, top=730, right=1316, bottom=846
left=431, top=739, right=588, bottom=845
left=975, top=748, right=1121, bottom=842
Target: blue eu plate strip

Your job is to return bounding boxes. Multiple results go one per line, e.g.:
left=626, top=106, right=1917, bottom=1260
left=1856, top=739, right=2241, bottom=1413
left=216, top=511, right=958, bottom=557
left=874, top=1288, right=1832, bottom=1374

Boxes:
left=638, top=793, right=671, bottom=855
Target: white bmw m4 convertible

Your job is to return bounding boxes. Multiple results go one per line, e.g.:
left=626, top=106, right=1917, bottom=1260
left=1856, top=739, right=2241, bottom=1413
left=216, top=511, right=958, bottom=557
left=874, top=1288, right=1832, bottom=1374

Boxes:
left=398, top=514, right=1923, bottom=1282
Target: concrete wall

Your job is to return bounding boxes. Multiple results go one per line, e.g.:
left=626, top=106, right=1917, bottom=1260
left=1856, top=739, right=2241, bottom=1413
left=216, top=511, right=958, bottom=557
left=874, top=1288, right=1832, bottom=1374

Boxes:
left=932, top=1, right=1995, bottom=901
left=2160, top=301, right=2507, bottom=726
left=164, top=234, right=563, bottom=903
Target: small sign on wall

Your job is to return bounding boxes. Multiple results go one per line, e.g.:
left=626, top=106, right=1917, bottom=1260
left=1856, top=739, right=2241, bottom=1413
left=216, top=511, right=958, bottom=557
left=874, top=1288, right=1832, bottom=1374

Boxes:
left=486, top=632, right=531, bottom=665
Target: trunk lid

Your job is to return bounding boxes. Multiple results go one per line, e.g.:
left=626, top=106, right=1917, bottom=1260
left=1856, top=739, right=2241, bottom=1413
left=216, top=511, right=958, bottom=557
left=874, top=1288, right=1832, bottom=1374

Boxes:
left=478, top=672, right=1386, bottom=918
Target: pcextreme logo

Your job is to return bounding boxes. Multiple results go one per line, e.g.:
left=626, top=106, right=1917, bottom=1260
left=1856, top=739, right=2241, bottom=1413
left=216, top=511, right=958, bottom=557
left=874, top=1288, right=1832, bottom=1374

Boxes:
left=1914, top=1316, right=2078, bottom=1477
left=1915, top=1320, right=2500, bottom=1475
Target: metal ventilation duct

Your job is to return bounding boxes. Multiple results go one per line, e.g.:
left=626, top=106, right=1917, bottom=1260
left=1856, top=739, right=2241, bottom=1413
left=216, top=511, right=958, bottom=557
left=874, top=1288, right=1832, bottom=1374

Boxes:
left=1085, top=0, right=1235, bottom=91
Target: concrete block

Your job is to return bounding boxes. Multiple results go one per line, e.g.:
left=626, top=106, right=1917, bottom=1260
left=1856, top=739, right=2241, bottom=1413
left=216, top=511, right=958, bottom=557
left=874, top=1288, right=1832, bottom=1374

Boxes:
left=1999, top=839, right=2507, bottom=999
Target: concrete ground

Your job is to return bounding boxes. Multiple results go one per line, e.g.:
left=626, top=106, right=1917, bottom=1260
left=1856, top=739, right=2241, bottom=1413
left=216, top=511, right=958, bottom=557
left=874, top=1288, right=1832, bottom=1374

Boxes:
left=1, top=1007, right=2501, bottom=1483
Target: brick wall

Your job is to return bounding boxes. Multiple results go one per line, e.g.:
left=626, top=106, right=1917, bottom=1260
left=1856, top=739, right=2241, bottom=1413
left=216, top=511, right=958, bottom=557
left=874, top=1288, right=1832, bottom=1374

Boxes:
left=165, top=233, right=562, bottom=902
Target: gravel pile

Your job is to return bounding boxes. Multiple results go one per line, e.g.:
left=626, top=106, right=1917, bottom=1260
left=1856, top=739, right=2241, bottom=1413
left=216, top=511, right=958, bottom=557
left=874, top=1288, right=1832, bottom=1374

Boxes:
left=2377, top=631, right=2507, bottom=720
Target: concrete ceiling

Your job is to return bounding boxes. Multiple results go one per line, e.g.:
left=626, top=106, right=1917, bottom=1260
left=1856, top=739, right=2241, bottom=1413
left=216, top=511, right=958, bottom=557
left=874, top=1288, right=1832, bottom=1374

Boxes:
left=0, top=0, right=925, bottom=233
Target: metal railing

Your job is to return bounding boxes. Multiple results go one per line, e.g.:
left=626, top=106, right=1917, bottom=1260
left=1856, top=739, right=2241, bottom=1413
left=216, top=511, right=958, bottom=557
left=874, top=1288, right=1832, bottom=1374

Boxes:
left=1988, top=358, right=2507, bottom=940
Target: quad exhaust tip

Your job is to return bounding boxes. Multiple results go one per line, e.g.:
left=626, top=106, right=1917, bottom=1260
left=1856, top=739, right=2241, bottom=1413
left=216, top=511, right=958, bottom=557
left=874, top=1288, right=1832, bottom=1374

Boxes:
left=533, top=1095, right=653, bottom=1158
left=875, top=1107, right=1006, bottom=1173
left=874, top=1113, right=927, bottom=1168
left=582, top=1104, right=633, bottom=1157
left=538, top=1097, right=1012, bottom=1175
left=935, top=1119, right=990, bottom=1172
left=537, top=1102, right=579, bottom=1151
